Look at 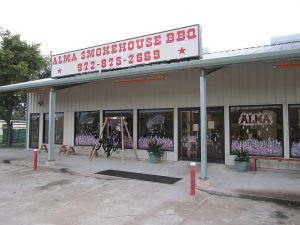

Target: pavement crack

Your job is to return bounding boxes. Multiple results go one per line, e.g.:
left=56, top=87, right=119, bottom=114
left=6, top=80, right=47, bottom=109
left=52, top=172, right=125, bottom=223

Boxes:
left=37, top=179, right=73, bottom=190
left=178, top=196, right=210, bottom=225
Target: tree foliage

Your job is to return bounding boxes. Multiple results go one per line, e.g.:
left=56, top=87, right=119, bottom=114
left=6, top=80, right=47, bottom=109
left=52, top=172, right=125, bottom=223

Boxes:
left=0, top=28, right=50, bottom=126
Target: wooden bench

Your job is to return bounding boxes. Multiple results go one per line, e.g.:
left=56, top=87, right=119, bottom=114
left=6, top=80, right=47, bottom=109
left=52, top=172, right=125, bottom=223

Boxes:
left=58, top=145, right=76, bottom=156
left=58, top=145, right=68, bottom=155
left=66, top=145, right=76, bottom=156
left=250, top=156, right=300, bottom=174
left=39, top=143, right=48, bottom=153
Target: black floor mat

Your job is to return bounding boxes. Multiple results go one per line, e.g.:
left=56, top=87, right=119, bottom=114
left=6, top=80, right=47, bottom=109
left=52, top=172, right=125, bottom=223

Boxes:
left=95, top=170, right=182, bottom=184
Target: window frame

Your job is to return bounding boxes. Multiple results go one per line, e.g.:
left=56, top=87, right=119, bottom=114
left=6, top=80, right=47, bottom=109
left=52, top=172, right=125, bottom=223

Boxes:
left=29, top=113, right=40, bottom=148
left=288, top=104, right=300, bottom=158
left=103, top=109, right=134, bottom=149
left=229, top=104, right=284, bottom=157
left=137, top=108, right=174, bottom=151
left=43, top=112, right=64, bottom=145
left=74, top=110, right=100, bottom=146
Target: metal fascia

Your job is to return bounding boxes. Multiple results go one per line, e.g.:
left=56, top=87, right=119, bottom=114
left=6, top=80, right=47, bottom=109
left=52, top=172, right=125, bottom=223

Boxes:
left=0, top=48, right=300, bottom=93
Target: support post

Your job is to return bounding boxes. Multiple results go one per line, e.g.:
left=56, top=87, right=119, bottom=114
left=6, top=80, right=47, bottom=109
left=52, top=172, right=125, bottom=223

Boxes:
left=47, top=87, right=56, bottom=165
left=200, top=69, right=207, bottom=179
left=26, top=93, right=30, bottom=148
left=121, top=117, right=125, bottom=164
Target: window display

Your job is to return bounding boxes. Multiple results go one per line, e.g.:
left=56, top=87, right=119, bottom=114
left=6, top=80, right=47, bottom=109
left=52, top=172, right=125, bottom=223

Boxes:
left=74, top=111, right=99, bottom=146
left=289, top=105, right=300, bottom=158
left=138, top=109, right=173, bottom=151
left=230, top=105, right=283, bottom=156
left=104, top=110, right=133, bottom=148
left=43, top=112, right=64, bottom=144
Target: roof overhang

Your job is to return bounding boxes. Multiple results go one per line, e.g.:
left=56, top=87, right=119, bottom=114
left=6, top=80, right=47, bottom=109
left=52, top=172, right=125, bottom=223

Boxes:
left=0, top=47, right=299, bottom=93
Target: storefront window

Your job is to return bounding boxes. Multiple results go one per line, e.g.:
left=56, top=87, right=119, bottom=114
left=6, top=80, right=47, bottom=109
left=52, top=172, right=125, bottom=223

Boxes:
left=230, top=105, right=283, bottom=156
left=104, top=110, right=133, bottom=148
left=289, top=105, right=300, bottom=158
left=74, top=111, right=99, bottom=146
left=29, top=113, right=39, bottom=148
left=43, top=112, right=64, bottom=144
left=138, top=109, right=173, bottom=151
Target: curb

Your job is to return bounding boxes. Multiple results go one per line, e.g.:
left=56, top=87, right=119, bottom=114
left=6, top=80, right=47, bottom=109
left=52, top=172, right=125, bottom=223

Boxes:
left=7, top=159, right=133, bottom=181
left=197, top=187, right=300, bottom=209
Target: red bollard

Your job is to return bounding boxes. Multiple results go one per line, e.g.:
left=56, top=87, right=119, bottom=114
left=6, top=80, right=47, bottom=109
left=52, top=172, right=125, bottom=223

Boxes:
left=190, top=162, right=196, bottom=195
left=34, top=149, right=38, bottom=171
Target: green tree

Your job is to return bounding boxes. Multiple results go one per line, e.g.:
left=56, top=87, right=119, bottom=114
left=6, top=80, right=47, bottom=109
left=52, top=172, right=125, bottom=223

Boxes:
left=0, top=28, right=50, bottom=145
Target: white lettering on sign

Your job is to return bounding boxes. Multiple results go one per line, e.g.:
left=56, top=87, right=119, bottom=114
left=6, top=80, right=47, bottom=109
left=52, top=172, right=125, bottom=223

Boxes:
left=238, top=112, right=273, bottom=126
left=51, top=25, right=201, bottom=77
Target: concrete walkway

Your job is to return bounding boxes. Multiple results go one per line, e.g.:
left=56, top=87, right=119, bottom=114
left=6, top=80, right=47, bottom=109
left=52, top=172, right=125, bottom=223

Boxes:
left=1, top=148, right=300, bottom=207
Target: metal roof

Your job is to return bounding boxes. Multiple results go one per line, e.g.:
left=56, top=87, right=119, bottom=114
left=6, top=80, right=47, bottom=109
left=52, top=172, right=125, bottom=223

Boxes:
left=1, top=41, right=300, bottom=93
left=203, top=41, right=300, bottom=59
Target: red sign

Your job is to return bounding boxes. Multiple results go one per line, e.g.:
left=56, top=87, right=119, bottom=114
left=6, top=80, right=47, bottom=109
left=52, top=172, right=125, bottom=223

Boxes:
left=51, top=25, right=201, bottom=77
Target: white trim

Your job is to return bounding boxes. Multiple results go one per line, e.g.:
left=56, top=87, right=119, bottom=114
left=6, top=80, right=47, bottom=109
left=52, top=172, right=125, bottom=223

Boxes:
left=133, top=109, right=138, bottom=150
left=1, top=47, right=299, bottom=93
left=224, top=106, right=233, bottom=165
left=283, top=104, right=290, bottom=158
left=173, top=107, right=178, bottom=161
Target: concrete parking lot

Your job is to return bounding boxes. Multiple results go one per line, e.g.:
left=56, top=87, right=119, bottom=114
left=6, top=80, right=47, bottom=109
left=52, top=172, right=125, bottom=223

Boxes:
left=0, top=160, right=299, bottom=225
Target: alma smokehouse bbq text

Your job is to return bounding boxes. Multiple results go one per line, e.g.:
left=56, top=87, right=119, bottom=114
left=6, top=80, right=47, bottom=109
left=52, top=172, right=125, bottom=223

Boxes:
left=52, top=27, right=197, bottom=73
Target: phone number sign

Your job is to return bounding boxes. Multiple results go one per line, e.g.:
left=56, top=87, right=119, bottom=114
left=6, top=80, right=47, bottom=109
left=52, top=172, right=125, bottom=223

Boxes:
left=51, top=25, right=201, bottom=78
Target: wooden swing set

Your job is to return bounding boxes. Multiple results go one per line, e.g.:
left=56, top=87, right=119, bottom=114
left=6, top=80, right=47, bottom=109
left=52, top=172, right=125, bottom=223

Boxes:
left=89, top=117, right=139, bottom=163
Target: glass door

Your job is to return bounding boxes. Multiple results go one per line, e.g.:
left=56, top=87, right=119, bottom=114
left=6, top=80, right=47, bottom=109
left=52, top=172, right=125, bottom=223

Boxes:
left=178, top=108, right=200, bottom=161
left=178, top=107, right=224, bottom=162
left=29, top=113, right=39, bottom=148
left=207, top=107, right=224, bottom=163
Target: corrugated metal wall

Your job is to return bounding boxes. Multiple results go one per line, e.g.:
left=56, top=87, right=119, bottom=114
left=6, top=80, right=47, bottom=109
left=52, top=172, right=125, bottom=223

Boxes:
left=30, top=68, right=201, bottom=113
left=31, top=61, right=300, bottom=112
left=207, top=61, right=300, bottom=106
left=28, top=61, right=300, bottom=169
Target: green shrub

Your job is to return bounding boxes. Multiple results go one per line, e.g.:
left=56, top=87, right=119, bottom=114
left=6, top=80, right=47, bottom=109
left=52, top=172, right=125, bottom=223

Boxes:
left=147, top=140, right=164, bottom=158
left=233, top=149, right=249, bottom=162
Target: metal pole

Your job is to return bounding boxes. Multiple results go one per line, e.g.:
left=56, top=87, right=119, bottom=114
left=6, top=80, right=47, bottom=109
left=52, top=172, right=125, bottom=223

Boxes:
left=200, top=69, right=207, bottom=179
left=121, top=117, right=125, bottom=164
left=47, top=87, right=56, bottom=163
left=34, top=149, right=38, bottom=171
left=26, top=93, right=30, bottom=149
left=190, top=162, right=196, bottom=195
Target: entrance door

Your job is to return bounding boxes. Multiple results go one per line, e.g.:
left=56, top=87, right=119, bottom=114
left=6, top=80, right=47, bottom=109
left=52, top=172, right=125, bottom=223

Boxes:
left=178, top=107, right=224, bottom=162
left=207, top=107, right=224, bottom=163
left=178, top=108, right=200, bottom=161
left=29, top=113, right=39, bottom=148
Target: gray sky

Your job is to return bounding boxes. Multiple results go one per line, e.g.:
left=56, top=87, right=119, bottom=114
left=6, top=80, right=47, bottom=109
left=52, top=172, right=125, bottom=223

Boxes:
left=1, top=0, right=299, bottom=55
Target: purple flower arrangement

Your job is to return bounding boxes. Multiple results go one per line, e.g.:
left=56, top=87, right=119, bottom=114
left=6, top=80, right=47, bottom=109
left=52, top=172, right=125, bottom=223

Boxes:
left=75, top=134, right=134, bottom=148
left=231, top=139, right=282, bottom=156
left=75, top=134, right=96, bottom=146
left=122, top=136, right=133, bottom=148
left=291, top=142, right=300, bottom=157
left=138, top=135, right=173, bottom=150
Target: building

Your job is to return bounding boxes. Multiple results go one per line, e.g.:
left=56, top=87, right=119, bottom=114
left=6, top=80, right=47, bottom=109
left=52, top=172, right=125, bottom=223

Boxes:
left=1, top=25, right=300, bottom=173
left=271, top=33, right=300, bottom=44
